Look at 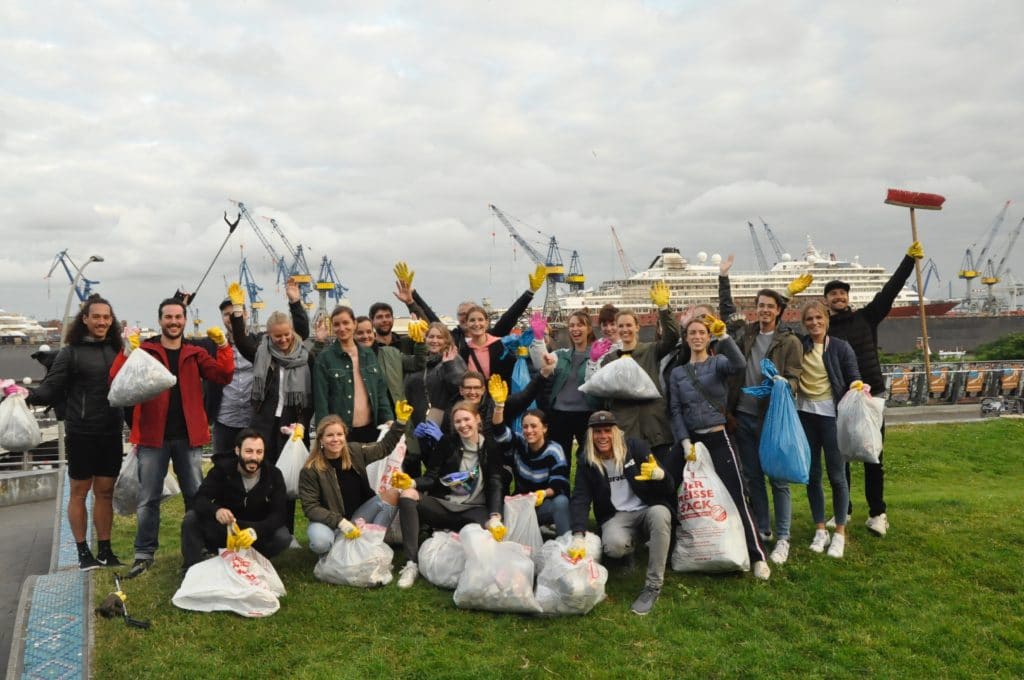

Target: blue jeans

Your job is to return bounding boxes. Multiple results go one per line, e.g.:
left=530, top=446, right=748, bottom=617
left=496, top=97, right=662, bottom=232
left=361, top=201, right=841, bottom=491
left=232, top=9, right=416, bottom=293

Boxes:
left=800, top=411, right=849, bottom=526
left=735, top=412, right=791, bottom=541
left=535, top=494, right=571, bottom=538
left=134, top=440, right=203, bottom=560
left=307, top=496, right=399, bottom=554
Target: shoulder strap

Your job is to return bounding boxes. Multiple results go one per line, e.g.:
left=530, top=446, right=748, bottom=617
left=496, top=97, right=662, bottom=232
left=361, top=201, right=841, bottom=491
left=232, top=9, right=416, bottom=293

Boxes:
left=685, top=363, right=727, bottom=416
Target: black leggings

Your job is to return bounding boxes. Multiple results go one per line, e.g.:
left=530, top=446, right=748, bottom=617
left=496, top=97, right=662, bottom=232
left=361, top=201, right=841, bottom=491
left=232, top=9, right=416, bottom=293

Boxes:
left=547, top=409, right=592, bottom=463
left=691, top=430, right=767, bottom=565
left=398, top=496, right=489, bottom=563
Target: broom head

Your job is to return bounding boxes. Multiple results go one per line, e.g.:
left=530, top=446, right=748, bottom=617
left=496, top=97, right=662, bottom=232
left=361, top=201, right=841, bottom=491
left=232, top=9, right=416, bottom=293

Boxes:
left=885, top=189, right=945, bottom=210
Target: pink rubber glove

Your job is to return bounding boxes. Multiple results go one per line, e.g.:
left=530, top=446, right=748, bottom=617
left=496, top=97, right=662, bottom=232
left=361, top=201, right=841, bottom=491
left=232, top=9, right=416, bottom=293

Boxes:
left=590, top=338, right=613, bottom=362
left=3, top=384, right=28, bottom=398
left=529, top=311, right=547, bottom=340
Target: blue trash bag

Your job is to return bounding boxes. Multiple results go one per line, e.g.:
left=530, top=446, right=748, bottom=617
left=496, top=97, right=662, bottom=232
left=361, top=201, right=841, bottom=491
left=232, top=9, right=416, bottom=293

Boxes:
left=500, top=330, right=536, bottom=433
left=741, top=358, right=810, bottom=484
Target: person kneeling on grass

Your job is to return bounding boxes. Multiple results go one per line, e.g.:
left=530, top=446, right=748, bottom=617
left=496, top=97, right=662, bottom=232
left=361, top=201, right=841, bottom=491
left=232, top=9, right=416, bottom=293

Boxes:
left=568, top=411, right=675, bottom=616
left=390, top=400, right=508, bottom=589
left=180, top=429, right=292, bottom=574
left=299, top=403, right=413, bottom=554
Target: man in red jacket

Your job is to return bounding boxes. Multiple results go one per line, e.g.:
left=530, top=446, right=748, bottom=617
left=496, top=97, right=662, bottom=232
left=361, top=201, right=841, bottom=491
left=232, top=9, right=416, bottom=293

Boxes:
left=111, top=298, right=234, bottom=578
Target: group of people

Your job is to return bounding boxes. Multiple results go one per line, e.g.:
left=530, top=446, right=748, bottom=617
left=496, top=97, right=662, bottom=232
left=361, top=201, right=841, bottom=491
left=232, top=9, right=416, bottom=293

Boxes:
left=17, top=240, right=922, bottom=616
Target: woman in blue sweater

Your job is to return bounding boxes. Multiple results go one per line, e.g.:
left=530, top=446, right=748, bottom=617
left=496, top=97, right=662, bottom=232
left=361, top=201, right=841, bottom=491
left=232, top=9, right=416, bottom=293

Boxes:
left=667, top=314, right=769, bottom=579
left=797, top=301, right=861, bottom=558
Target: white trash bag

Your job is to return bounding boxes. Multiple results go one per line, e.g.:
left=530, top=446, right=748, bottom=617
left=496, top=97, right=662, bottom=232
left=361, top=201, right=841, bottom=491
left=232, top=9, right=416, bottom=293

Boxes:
left=276, top=433, right=309, bottom=500
left=503, top=493, right=543, bottom=556
left=113, top=449, right=184, bottom=516
left=313, top=523, right=394, bottom=588
left=837, top=389, right=885, bottom=464
left=453, top=524, right=542, bottom=614
left=0, top=394, right=42, bottom=452
left=578, top=355, right=661, bottom=400
left=365, top=435, right=407, bottom=496
left=535, top=532, right=602, bottom=573
left=535, top=552, right=608, bottom=616
left=418, top=530, right=465, bottom=589
left=108, top=349, right=176, bottom=407
left=671, top=442, right=749, bottom=573
left=172, top=548, right=286, bottom=618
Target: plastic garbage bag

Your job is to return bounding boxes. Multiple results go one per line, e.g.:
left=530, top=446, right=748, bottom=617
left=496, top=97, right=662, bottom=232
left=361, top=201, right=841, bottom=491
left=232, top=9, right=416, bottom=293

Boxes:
left=0, top=393, right=42, bottom=452
left=418, top=530, right=465, bottom=589
left=161, top=469, right=181, bottom=500
left=503, top=493, right=543, bottom=556
left=837, top=389, right=885, bottom=464
left=108, top=348, right=176, bottom=407
left=453, top=524, right=542, bottom=614
left=743, top=358, right=810, bottom=484
left=535, top=532, right=602, bottom=574
left=671, top=442, right=749, bottom=573
left=365, top=435, right=407, bottom=496
left=276, top=436, right=309, bottom=500
left=172, top=548, right=286, bottom=617
left=501, top=331, right=536, bottom=432
left=112, top=448, right=181, bottom=516
left=578, top=355, right=661, bottom=400
left=313, top=524, right=394, bottom=588
left=535, top=552, right=608, bottom=616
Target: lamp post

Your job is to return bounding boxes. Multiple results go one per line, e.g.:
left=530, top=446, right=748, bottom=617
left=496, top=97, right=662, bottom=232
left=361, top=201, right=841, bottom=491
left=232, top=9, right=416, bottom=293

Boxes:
left=53, top=255, right=103, bottom=468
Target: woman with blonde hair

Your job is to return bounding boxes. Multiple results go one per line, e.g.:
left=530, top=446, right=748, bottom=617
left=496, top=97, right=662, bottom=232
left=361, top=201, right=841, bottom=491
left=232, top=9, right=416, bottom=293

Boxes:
left=299, top=402, right=412, bottom=555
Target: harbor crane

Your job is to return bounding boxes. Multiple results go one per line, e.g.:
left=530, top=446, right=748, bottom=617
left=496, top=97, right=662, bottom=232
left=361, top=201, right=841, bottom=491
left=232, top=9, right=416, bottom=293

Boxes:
left=610, top=226, right=637, bottom=277
left=982, top=215, right=1024, bottom=312
left=909, top=258, right=940, bottom=297
left=760, top=218, right=789, bottom=263
left=46, top=250, right=100, bottom=302
left=264, top=216, right=314, bottom=307
left=566, top=251, right=586, bottom=291
left=959, top=201, right=1011, bottom=309
left=315, top=255, right=349, bottom=320
left=489, top=204, right=572, bottom=320
left=231, top=200, right=290, bottom=288
left=238, top=250, right=267, bottom=329
left=747, top=222, right=770, bottom=272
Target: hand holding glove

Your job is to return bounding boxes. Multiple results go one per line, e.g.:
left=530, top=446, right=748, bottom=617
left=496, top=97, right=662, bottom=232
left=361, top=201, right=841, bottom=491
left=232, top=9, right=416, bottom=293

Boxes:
left=488, top=374, right=509, bottom=405
left=850, top=380, right=870, bottom=394
left=338, top=518, right=362, bottom=540
left=534, top=490, right=547, bottom=507
left=485, top=515, right=507, bottom=542
left=3, top=383, right=29, bottom=398
left=634, top=454, right=665, bottom=481
left=289, top=424, right=305, bottom=441
left=650, top=280, right=671, bottom=308
left=529, top=311, right=547, bottom=340
left=394, top=399, right=414, bottom=424
left=390, top=471, right=415, bottom=490
left=567, top=534, right=587, bottom=562
left=227, top=282, right=245, bottom=308
left=907, top=241, right=924, bottom=260
left=393, top=261, right=415, bottom=287
left=528, top=265, right=546, bottom=293
left=407, top=319, right=429, bottom=344
left=123, top=328, right=141, bottom=356
left=206, top=327, right=227, bottom=347
left=590, top=338, right=613, bottom=362
left=413, top=420, right=443, bottom=442
left=682, top=439, right=695, bottom=462
left=227, top=523, right=256, bottom=551
left=786, top=272, right=814, bottom=297
left=705, top=314, right=727, bottom=339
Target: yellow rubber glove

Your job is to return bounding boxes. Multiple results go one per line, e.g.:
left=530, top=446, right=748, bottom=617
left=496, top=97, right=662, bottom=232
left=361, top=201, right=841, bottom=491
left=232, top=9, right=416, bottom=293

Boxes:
left=486, top=516, right=507, bottom=542
left=650, top=280, right=671, bottom=308
left=534, top=490, right=546, bottom=507
left=528, top=265, right=546, bottom=292
left=850, top=380, right=865, bottom=392
left=338, top=518, right=361, bottom=540
left=394, top=399, right=414, bottom=424
left=391, top=471, right=414, bottom=490
left=488, top=374, right=509, bottom=406
left=407, top=319, right=429, bottom=344
left=907, top=241, right=924, bottom=259
left=393, top=261, right=415, bottom=287
left=206, top=327, right=227, bottom=347
left=290, top=424, right=305, bottom=441
left=127, top=333, right=140, bottom=353
left=706, top=314, right=727, bottom=339
left=227, top=523, right=256, bottom=551
left=568, top=534, right=587, bottom=562
left=634, top=454, right=665, bottom=481
left=786, top=273, right=814, bottom=297
left=227, top=282, right=245, bottom=306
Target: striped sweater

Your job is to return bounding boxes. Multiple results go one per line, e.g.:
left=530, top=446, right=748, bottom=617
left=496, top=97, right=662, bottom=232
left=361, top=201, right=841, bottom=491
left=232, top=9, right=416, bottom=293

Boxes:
left=495, top=425, right=570, bottom=496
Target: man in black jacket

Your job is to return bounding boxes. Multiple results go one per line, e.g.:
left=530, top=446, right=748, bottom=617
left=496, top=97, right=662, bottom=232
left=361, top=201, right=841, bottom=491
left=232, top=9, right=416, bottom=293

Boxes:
left=569, top=411, right=675, bottom=616
left=180, top=429, right=292, bottom=572
left=824, top=240, right=924, bottom=538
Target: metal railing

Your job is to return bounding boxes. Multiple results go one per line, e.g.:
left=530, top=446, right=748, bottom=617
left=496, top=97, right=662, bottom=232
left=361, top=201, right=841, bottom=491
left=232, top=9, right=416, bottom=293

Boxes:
left=882, top=359, right=1024, bottom=406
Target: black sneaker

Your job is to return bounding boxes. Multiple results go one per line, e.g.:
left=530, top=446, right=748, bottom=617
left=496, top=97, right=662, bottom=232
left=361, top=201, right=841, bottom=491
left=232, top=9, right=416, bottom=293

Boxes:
left=125, top=558, right=154, bottom=579
left=97, top=551, right=123, bottom=568
left=630, top=585, right=661, bottom=615
left=79, top=553, right=103, bottom=571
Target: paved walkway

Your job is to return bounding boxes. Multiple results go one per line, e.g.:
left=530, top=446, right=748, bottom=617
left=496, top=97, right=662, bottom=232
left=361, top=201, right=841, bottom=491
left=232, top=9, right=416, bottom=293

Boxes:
left=0, top=499, right=54, bottom=672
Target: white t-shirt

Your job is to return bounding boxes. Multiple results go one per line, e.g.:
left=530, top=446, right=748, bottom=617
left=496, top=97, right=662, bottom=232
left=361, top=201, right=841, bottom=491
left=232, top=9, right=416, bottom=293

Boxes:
left=602, top=458, right=647, bottom=513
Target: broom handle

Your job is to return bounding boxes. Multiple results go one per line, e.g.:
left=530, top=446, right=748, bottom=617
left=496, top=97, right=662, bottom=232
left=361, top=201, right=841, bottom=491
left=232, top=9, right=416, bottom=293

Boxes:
left=910, top=208, right=932, bottom=381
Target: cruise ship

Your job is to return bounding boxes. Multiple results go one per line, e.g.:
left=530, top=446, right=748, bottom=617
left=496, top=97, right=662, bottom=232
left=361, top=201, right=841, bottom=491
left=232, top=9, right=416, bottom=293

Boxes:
left=0, top=310, right=52, bottom=343
left=559, top=239, right=934, bottom=323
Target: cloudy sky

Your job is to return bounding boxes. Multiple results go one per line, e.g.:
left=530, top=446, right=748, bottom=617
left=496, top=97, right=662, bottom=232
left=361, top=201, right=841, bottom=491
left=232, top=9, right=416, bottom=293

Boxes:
left=3, top=1, right=1023, bottom=327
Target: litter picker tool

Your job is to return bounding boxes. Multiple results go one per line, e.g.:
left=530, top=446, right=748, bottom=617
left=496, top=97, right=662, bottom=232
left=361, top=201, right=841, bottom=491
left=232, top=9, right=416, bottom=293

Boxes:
left=173, top=211, right=240, bottom=306
left=884, top=188, right=945, bottom=380
left=96, top=573, right=151, bottom=629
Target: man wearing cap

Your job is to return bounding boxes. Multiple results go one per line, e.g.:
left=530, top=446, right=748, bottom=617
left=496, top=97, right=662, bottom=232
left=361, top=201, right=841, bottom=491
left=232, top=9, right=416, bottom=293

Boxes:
left=569, top=411, right=675, bottom=616
left=824, top=241, right=924, bottom=538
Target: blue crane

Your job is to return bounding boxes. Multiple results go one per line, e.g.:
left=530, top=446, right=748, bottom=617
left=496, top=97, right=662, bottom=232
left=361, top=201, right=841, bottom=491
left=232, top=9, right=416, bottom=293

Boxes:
left=264, top=217, right=314, bottom=305
left=489, top=204, right=572, bottom=320
left=747, top=222, right=769, bottom=272
left=760, top=218, right=788, bottom=263
left=238, top=255, right=266, bottom=328
left=232, top=200, right=290, bottom=287
left=46, top=250, right=100, bottom=302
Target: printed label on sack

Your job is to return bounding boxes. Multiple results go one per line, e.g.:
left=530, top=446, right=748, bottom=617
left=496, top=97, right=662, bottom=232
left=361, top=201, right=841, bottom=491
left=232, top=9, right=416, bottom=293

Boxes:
left=678, top=478, right=727, bottom=522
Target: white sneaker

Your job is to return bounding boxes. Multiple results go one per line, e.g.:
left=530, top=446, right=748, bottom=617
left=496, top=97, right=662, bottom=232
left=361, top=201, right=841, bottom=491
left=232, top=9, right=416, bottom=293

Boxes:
left=397, top=561, right=418, bottom=589
left=809, top=530, right=831, bottom=553
left=865, top=513, right=889, bottom=537
left=825, top=509, right=851, bottom=530
left=288, top=536, right=301, bottom=549
left=769, top=539, right=790, bottom=565
left=752, top=560, right=771, bottom=580
left=827, top=533, right=846, bottom=558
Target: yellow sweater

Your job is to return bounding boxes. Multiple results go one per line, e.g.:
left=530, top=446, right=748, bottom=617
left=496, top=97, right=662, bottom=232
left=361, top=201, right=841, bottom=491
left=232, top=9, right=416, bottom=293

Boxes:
left=799, top=343, right=831, bottom=401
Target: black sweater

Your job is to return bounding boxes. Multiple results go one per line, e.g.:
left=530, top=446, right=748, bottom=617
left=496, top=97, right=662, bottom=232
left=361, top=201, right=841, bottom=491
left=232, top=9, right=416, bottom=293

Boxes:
left=27, top=340, right=122, bottom=435
left=192, top=461, right=288, bottom=539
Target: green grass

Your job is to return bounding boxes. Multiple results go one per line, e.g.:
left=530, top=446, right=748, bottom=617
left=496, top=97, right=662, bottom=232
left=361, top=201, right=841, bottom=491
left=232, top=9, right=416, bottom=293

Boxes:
left=93, top=420, right=1024, bottom=679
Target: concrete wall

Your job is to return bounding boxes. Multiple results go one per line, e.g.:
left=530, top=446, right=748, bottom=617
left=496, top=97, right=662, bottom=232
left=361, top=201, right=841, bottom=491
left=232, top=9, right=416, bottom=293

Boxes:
left=0, top=470, right=59, bottom=507
left=877, top=316, right=1024, bottom=353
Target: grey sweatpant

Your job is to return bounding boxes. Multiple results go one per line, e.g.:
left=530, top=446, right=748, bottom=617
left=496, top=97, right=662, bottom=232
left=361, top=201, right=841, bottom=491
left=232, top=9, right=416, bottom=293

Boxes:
left=601, top=505, right=672, bottom=589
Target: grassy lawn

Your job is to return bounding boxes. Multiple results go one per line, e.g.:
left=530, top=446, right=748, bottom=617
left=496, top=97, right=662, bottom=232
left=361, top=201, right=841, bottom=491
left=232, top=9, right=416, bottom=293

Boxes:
left=93, top=420, right=1024, bottom=679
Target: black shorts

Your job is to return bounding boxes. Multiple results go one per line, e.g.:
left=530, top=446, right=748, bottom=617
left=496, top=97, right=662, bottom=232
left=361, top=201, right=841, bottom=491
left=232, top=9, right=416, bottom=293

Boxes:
left=66, top=431, right=124, bottom=481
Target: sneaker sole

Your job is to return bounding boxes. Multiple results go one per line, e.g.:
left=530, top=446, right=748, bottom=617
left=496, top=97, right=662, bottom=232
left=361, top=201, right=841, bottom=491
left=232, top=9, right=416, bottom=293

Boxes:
left=79, top=564, right=102, bottom=572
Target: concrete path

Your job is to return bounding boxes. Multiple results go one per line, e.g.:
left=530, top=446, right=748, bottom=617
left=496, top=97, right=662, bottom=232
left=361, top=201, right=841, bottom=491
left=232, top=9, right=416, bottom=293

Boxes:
left=0, top=499, right=54, bottom=672
left=885, top=403, right=982, bottom=425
